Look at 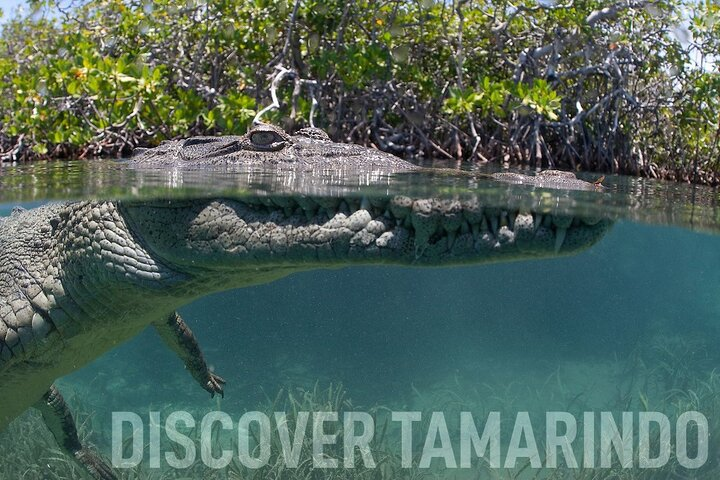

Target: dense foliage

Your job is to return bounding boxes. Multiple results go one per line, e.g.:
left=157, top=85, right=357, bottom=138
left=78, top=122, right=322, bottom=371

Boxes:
left=0, top=0, right=718, bottom=183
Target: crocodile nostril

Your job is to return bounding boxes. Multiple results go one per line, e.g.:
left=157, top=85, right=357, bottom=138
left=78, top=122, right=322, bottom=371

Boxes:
left=295, top=127, right=330, bottom=141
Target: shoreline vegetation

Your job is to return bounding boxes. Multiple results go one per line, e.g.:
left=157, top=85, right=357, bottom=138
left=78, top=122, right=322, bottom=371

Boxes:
left=0, top=0, right=718, bottom=184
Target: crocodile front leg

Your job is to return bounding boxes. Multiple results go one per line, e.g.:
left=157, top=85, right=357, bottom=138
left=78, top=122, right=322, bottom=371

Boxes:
left=153, top=311, right=226, bottom=397
left=35, top=385, right=117, bottom=480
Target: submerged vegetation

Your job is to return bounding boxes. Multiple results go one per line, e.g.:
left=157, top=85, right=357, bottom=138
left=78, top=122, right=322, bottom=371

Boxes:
left=0, top=0, right=719, bottom=183
left=3, top=332, right=720, bottom=478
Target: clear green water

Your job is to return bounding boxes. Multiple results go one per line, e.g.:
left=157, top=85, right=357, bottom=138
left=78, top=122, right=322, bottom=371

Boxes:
left=1, top=160, right=720, bottom=478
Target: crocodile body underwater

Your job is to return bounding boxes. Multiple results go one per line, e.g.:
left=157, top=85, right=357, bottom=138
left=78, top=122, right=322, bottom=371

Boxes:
left=0, top=124, right=610, bottom=478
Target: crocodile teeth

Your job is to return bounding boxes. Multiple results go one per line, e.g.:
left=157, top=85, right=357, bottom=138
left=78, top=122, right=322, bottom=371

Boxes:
left=346, top=199, right=360, bottom=213
left=295, top=196, right=318, bottom=215
left=316, top=197, right=340, bottom=210
left=439, top=200, right=462, bottom=233
left=533, top=213, right=543, bottom=233
left=389, top=196, right=413, bottom=220
left=360, top=196, right=371, bottom=211
left=480, top=216, right=489, bottom=233
left=488, top=215, right=499, bottom=236
left=462, top=198, right=483, bottom=223
left=554, top=227, right=567, bottom=253
left=369, top=196, right=388, bottom=209
left=411, top=199, right=439, bottom=250
left=553, top=215, right=573, bottom=229
left=447, top=230, right=457, bottom=249
left=274, top=196, right=295, bottom=209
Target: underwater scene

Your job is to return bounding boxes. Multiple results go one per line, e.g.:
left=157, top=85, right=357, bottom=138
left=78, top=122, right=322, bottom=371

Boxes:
left=1, top=161, right=720, bottom=479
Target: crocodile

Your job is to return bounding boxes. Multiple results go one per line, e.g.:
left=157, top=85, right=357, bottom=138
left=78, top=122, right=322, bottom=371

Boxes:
left=0, top=123, right=610, bottom=478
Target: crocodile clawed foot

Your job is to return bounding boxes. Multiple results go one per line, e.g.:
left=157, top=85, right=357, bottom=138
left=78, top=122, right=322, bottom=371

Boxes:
left=154, top=312, right=229, bottom=399
left=35, top=385, right=118, bottom=480
left=75, top=447, right=118, bottom=480
left=205, top=372, right=226, bottom=398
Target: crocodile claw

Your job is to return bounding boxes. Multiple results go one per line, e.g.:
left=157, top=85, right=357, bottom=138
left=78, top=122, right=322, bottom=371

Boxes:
left=205, top=372, right=226, bottom=398
left=75, top=447, right=118, bottom=480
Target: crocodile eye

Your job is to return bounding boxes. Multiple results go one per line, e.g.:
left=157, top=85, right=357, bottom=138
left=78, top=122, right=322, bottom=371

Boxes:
left=250, top=130, right=284, bottom=146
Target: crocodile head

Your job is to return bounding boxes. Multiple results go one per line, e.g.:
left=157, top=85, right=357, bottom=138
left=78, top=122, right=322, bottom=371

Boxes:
left=129, top=123, right=415, bottom=171
left=119, top=124, right=610, bottom=283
